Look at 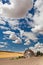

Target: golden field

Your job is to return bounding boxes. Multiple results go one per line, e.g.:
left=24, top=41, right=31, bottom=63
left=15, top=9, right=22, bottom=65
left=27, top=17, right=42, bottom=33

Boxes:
left=0, top=51, right=24, bottom=58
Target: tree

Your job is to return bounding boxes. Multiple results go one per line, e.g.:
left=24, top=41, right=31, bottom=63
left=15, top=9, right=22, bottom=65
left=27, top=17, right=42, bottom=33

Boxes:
left=36, top=51, right=40, bottom=56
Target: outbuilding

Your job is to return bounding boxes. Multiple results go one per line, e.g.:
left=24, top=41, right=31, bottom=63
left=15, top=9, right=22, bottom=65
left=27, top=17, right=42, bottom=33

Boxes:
left=24, top=49, right=35, bottom=58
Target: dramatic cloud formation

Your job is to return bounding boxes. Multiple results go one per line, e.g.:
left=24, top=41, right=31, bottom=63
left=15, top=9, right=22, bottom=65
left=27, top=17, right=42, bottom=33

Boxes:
left=0, top=0, right=33, bottom=19
left=3, top=29, right=38, bottom=45
left=0, top=0, right=43, bottom=52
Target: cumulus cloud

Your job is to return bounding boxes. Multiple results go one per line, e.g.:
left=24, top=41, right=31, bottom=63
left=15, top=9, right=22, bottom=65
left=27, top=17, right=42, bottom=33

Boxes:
left=22, top=32, right=38, bottom=41
left=9, top=32, right=18, bottom=40
left=0, top=0, right=33, bottom=19
left=3, top=29, right=38, bottom=45
left=31, top=0, right=43, bottom=34
left=29, top=42, right=43, bottom=53
left=0, top=0, right=43, bottom=47
left=24, top=40, right=31, bottom=45
left=12, top=37, right=22, bottom=44
left=3, top=31, right=22, bottom=44
left=9, top=32, right=22, bottom=44
left=19, top=30, right=38, bottom=45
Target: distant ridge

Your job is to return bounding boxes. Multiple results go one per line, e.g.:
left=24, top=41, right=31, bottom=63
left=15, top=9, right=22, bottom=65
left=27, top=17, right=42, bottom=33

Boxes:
left=0, top=50, right=23, bottom=54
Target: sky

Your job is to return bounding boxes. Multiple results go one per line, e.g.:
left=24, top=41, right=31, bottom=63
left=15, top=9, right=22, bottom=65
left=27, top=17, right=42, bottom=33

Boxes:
left=0, top=0, right=43, bottom=52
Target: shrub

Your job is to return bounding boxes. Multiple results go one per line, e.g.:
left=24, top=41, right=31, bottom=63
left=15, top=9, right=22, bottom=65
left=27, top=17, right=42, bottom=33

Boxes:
left=36, top=51, right=40, bottom=56
left=16, top=56, right=25, bottom=59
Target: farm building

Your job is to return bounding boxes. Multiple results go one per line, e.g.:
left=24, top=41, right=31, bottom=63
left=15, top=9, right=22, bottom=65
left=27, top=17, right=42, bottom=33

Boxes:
left=24, top=49, right=35, bottom=58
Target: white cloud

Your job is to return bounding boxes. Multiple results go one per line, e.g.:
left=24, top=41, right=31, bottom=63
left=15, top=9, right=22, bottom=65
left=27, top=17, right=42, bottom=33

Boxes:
left=7, top=19, right=19, bottom=29
left=3, top=29, right=38, bottom=45
left=1, top=0, right=43, bottom=46
left=26, top=13, right=33, bottom=19
left=0, top=2, right=3, bottom=15
left=9, top=32, right=18, bottom=40
left=4, top=42, right=7, bottom=45
left=3, top=31, right=17, bottom=40
left=0, top=26, right=9, bottom=30
left=0, top=17, right=6, bottom=25
left=24, top=40, right=31, bottom=45
left=0, top=0, right=33, bottom=19
left=0, top=42, right=7, bottom=45
left=3, top=31, right=13, bottom=34
left=29, top=42, right=43, bottom=53
left=34, top=0, right=43, bottom=9
left=12, top=37, right=22, bottom=44
left=0, top=42, right=7, bottom=48
left=9, top=32, right=22, bottom=44
left=19, top=29, right=24, bottom=37
left=0, top=45, right=5, bottom=48
left=31, top=0, right=43, bottom=34
left=22, top=32, right=38, bottom=42
left=32, top=25, right=43, bottom=34
left=3, top=31, right=22, bottom=44
left=19, top=29, right=38, bottom=45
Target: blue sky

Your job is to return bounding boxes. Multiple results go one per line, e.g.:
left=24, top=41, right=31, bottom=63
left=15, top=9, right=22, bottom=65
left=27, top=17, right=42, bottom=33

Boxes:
left=0, top=0, right=43, bottom=52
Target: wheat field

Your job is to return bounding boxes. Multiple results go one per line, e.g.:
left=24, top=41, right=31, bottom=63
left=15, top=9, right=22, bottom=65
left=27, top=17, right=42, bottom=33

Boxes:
left=0, top=51, right=24, bottom=58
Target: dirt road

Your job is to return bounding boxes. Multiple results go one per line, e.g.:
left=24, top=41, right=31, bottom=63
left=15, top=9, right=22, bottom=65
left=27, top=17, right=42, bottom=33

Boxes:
left=0, top=57, right=43, bottom=65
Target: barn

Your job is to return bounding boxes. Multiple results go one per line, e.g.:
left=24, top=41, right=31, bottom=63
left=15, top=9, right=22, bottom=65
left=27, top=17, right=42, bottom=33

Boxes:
left=24, top=49, right=35, bottom=58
